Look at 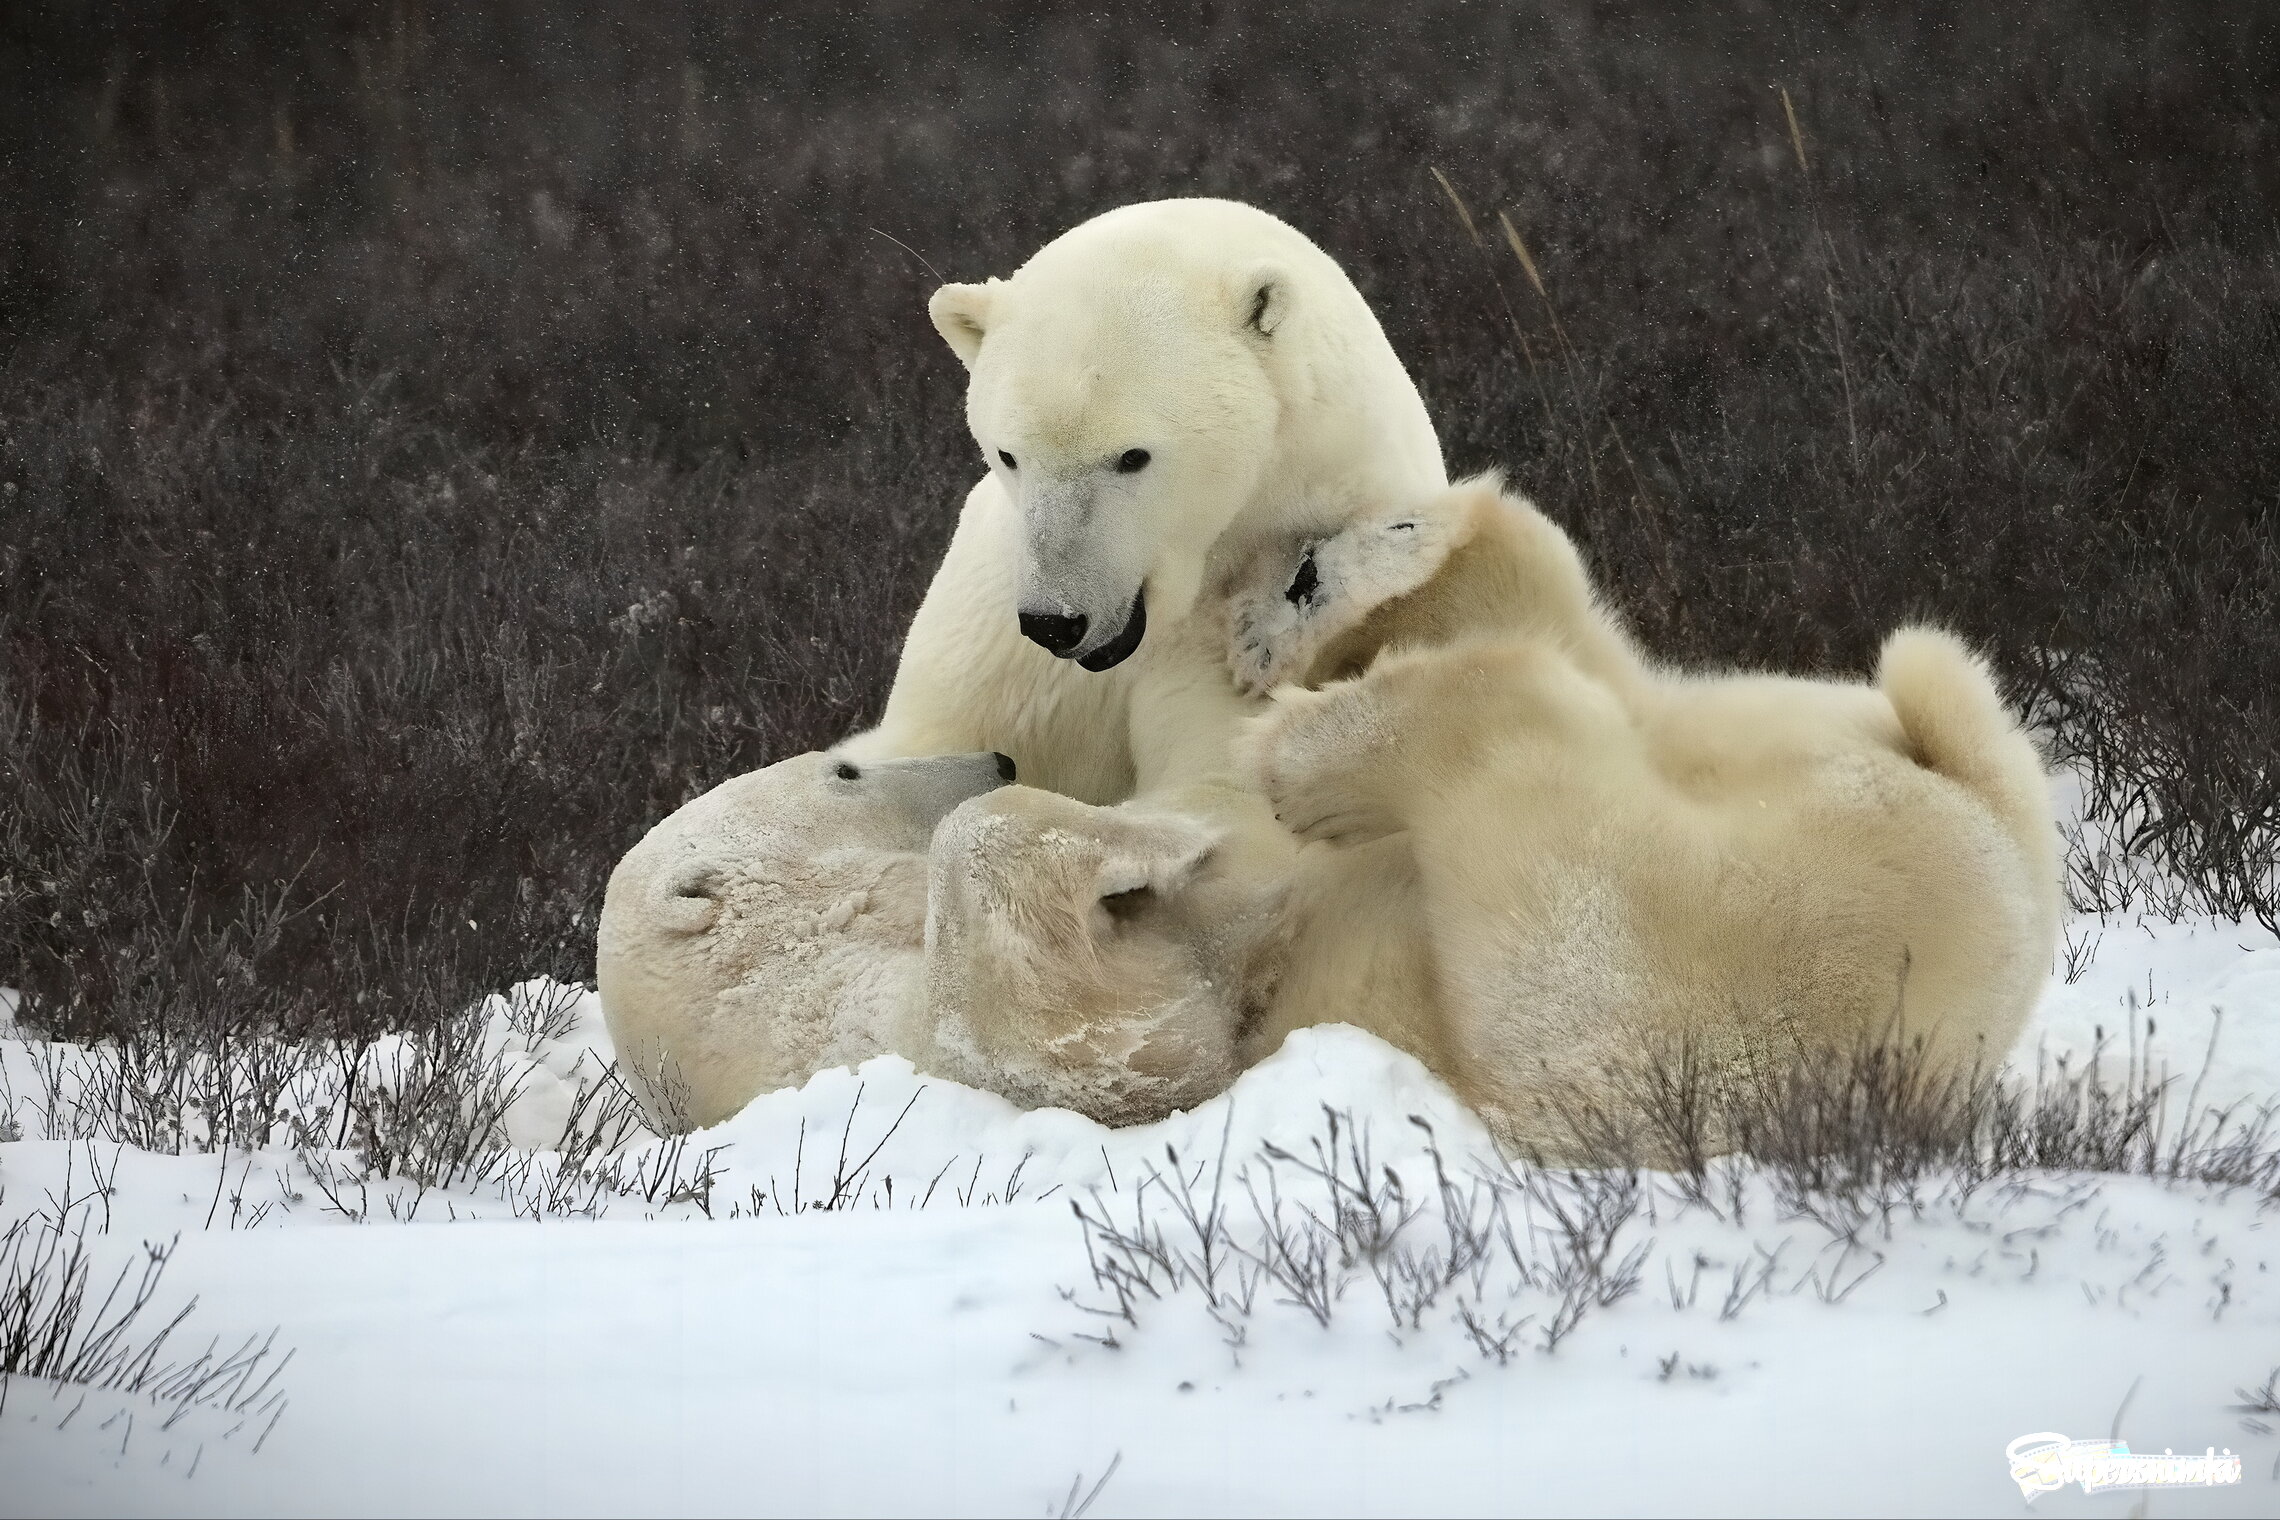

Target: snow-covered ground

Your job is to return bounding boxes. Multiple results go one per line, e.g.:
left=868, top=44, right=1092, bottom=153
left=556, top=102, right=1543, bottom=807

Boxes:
left=4, top=785, right=2278, bottom=1515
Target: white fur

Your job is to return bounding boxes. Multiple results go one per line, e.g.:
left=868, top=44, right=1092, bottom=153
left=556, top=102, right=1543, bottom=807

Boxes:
left=595, top=751, right=1009, bottom=1130
left=594, top=752, right=1271, bottom=1131
left=847, top=199, right=1446, bottom=826
left=1237, top=480, right=2066, bottom=1156
left=602, top=478, right=2060, bottom=1156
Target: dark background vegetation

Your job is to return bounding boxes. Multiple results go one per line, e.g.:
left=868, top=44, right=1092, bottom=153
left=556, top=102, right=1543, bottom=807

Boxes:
left=2, top=0, right=2274, bottom=1041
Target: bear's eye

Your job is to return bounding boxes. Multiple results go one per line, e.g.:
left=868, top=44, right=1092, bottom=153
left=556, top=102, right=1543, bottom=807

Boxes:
left=834, top=761, right=861, bottom=781
left=1115, top=448, right=1151, bottom=474
left=997, top=450, right=1017, bottom=470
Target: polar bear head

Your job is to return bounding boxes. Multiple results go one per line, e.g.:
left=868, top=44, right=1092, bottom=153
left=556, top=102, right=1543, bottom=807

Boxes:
left=928, top=198, right=1445, bottom=670
left=596, top=749, right=1014, bottom=1130
left=919, top=786, right=1285, bottom=1125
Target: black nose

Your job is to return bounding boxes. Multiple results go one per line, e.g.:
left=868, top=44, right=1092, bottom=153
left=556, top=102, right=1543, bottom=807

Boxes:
left=1018, top=610, right=1088, bottom=656
left=992, top=751, right=1016, bottom=781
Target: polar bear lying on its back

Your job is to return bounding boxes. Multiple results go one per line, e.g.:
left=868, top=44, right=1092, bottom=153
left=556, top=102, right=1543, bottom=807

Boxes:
left=1230, top=478, right=2064, bottom=1151
left=595, top=750, right=1278, bottom=1131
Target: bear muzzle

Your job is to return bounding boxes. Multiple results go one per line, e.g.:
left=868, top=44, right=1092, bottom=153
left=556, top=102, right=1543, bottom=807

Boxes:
left=1076, top=590, right=1148, bottom=672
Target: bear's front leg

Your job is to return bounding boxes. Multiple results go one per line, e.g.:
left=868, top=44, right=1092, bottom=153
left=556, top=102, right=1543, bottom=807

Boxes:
left=1246, top=638, right=1625, bottom=849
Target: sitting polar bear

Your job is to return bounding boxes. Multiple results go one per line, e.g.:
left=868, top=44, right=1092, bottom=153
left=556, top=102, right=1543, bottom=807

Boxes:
left=597, top=198, right=1461, bottom=1131
left=839, top=198, right=1447, bottom=882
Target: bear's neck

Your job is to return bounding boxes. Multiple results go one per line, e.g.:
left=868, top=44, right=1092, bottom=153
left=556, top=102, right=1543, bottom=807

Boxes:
left=821, top=940, right=930, bottom=1074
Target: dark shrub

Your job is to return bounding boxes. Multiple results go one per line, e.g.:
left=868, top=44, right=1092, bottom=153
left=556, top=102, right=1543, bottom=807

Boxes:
left=2, top=0, right=2273, bottom=1037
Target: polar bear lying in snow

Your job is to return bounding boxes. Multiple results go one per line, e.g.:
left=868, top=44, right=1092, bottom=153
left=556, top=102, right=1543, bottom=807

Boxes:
left=600, top=478, right=2060, bottom=1149
left=1234, top=481, right=2062, bottom=1151
left=596, top=750, right=1277, bottom=1130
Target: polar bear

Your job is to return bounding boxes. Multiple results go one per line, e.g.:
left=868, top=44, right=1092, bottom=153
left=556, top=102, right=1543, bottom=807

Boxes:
left=594, top=748, right=1277, bottom=1130
left=633, top=200, right=1444, bottom=1119
left=1235, top=478, right=2064, bottom=1153
left=597, top=200, right=1451, bottom=1130
left=840, top=198, right=1446, bottom=845
left=594, top=749, right=1014, bottom=1129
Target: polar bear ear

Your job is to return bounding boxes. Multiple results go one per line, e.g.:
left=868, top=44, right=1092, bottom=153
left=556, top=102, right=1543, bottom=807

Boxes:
left=1092, top=815, right=1220, bottom=914
left=651, top=860, right=724, bottom=935
left=928, top=282, right=996, bottom=367
left=1236, top=261, right=1292, bottom=338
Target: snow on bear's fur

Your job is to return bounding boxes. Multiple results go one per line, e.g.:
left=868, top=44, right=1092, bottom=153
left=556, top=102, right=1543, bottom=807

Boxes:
left=918, top=785, right=1285, bottom=1125
left=1235, top=477, right=2065, bottom=1156
left=594, top=751, right=1275, bottom=1131
left=595, top=750, right=1013, bottom=1129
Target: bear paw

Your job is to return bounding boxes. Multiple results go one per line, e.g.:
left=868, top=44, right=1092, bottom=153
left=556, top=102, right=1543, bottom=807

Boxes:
left=1243, top=679, right=1406, bottom=846
left=1224, top=508, right=1458, bottom=696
